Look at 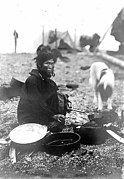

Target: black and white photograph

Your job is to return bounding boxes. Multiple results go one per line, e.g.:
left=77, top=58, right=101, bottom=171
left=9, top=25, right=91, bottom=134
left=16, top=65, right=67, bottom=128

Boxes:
left=0, top=0, right=124, bottom=178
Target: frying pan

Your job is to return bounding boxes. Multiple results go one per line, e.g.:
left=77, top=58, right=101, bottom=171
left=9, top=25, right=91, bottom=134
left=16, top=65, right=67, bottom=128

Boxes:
left=41, top=132, right=82, bottom=156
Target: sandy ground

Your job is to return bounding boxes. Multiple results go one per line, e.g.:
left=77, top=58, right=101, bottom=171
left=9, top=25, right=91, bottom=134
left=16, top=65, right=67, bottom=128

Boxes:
left=0, top=52, right=124, bottom=178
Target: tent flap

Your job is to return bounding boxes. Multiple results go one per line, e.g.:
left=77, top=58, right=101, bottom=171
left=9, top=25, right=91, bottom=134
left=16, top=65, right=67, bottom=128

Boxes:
left=111, top=7, right=124, bottom=43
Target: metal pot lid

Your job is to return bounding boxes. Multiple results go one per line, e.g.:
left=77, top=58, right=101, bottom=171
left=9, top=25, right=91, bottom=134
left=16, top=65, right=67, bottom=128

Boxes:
left=9, top=123, right=48, bottom=144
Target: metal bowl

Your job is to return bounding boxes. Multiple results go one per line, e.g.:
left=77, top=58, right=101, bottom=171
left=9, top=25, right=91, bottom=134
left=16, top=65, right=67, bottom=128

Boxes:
left=9, top=123, right=48, bottom=152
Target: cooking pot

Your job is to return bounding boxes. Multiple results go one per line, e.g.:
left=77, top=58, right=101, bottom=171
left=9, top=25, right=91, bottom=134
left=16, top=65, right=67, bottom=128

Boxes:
left=41, top=132, right=82, bottom=156
left=74, top=125, right=109, bottom=145
left=73, top=110, right=120, bottom=145
left=9, top=123, right=48, bottom=152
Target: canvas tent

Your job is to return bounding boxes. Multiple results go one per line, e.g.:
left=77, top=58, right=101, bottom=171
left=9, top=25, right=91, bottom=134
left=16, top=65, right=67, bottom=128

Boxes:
left=111, top=7, right=124, bottom=53
left=48, top=30, right=74, bottom=50
left=111, top=7, right=124, bottom=43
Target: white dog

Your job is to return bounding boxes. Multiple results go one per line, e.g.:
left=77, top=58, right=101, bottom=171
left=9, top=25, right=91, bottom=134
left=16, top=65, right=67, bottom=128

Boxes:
left=89, top=62, right=115, bottom=110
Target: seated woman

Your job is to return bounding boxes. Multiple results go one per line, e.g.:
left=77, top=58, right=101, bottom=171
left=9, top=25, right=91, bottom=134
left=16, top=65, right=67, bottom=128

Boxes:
left=17, top=52, right=71, bottom=132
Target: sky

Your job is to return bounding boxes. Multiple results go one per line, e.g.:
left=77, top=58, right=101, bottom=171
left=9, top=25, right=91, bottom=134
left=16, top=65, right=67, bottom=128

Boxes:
left=0, top=0, right=124, bottom=53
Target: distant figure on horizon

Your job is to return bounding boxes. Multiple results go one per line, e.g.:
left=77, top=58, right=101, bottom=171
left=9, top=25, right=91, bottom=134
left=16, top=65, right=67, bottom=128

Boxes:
left=13, top=30, right=18, bottom=53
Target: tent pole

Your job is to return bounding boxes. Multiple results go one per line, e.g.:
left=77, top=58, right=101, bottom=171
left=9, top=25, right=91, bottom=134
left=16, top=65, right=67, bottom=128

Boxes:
left=94, top=23, right=113, bottom=54
left=42, top=25, right=44, bottom=45
left=74, top=28, right=76, bottom=49
left=94, top=11, right=120, bottom=53
left=55, top=28, right=58, bottom=48
left=98, top=23, right=113, bottom=47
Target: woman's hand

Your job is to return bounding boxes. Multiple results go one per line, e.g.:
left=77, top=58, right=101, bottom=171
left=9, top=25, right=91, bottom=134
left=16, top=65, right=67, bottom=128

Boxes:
left=52, top=114, right=65, bottom=123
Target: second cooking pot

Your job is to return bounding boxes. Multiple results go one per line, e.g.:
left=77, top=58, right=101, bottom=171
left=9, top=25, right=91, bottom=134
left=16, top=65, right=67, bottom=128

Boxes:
left=73, top=125, right=109, bottom=145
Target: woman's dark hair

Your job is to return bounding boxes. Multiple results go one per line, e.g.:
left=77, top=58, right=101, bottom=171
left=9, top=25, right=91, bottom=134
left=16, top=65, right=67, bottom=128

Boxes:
left=35, top=52, right=55, bottom=68
left=36, top=44, right=51, bottom=55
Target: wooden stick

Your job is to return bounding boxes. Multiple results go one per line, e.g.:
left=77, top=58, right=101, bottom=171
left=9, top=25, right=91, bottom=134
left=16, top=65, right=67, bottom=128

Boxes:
left=106, top=129, right=124, bottom=143
left=97, top=52, right=124, bottom=69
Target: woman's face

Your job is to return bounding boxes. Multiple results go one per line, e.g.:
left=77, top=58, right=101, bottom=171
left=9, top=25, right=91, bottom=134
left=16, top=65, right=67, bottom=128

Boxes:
left=40, top=59, right=55, bottom=78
